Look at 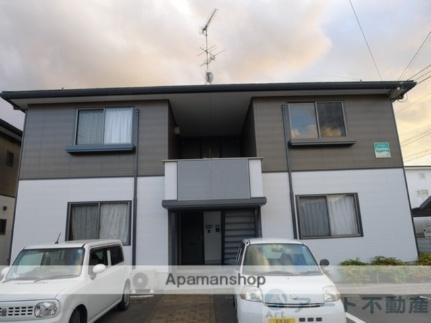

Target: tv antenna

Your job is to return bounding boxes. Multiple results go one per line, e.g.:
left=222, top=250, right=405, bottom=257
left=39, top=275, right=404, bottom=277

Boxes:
left=199, top=9, right=223, bottom=84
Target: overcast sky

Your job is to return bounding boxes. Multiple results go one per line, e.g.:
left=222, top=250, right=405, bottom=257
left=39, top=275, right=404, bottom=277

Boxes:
left=0, top=0, right=430, bottom=164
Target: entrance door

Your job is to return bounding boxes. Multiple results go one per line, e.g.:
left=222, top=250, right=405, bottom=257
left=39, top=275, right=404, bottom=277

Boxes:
left=180, top=212, right=204, bottom=265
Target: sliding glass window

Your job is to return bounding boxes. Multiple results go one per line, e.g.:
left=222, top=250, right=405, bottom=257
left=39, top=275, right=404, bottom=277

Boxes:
left=297, top=194, right=361, bottom=239
left=76, top=108, right=133, bottom=145
left=288, top=102, right=346, bottom=139
left=68, top=201, right=131, bottom=245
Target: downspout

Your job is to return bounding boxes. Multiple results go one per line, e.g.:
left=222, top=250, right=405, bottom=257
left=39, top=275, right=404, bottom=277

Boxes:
left=281, top=105, right=298, bottom=239
left=132, top=108, right=140, bottom=266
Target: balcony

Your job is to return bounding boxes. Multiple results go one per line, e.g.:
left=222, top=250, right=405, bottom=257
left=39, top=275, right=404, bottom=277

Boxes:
left=162, top=158, right=266, bottom=210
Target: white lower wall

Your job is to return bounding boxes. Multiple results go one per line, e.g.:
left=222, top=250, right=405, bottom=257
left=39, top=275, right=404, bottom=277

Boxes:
left=12, top=178, right=134, bottom=263
left=292, top=168, right=417, bottom=264
left=0, top=195, right=15, bottom=265
left=261, top=169, right=417, bottom=264
left=136, top=177, right=168, bottom=265
left=261, top=173, right=294, bottom=239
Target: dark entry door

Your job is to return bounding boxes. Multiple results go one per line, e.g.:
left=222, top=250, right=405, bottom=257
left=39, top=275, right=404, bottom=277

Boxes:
left=180, top=212, right=204, bottom=265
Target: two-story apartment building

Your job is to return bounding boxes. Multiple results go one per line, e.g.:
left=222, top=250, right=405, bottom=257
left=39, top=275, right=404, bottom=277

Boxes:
left=1, top=81, right=418, bottom=265
left=0, top=119, right=22, bottom=265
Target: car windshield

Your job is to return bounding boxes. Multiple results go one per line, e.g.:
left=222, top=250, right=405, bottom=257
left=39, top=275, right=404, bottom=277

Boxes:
left=242, top=243, right=321, bottom=276
left=6, top=248, right=84, bottom=281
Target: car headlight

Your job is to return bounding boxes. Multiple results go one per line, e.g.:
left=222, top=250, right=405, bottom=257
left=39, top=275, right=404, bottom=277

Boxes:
left=323, top=285, right=340, bottom=303
left=239, top=287, right=263, bottom=302
left=34, top=301, right=59, bottom=318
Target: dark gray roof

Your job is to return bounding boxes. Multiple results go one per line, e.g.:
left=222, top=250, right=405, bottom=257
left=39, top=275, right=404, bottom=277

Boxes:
left=0, top=80, right=416, bottom=110
left=0, top=118, right=22, bottom=142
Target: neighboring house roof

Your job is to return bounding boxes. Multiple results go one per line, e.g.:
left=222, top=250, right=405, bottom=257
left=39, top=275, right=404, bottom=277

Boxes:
left=0, top=118, right=22, bottom=143
left=412, top=196, right=431, bottom=218
left=0, top=80, right=416, bottom=111
left=405, top=165, right=431, bottom=171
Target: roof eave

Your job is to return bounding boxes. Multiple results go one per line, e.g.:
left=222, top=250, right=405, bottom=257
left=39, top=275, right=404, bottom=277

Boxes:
left=1, top=80, right=416, bottom=111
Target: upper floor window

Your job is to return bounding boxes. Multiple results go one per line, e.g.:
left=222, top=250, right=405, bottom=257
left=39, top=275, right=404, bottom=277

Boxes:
left=289, top=102, right=346, bottom=140
left=6, top=151, right=14, bottom=167
left=76, top=108, right=133, bottom=145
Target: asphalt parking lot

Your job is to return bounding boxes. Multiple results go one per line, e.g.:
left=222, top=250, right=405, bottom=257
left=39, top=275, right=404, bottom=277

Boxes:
left=98, top=294, right=431, bottom=323
left=97, top=295, right=237, bottom=323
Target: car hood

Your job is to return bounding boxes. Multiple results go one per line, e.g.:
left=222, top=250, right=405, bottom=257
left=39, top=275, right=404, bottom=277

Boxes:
left=0, top=278, right=80, bottom=301
left=257, top=274, right=334, bottom=305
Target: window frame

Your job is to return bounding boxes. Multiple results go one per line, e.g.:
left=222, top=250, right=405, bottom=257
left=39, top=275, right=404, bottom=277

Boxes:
left=296, top=193, right=363, bottom=239
left=66, top=201, right=132, bottom=246
left=287, top=101, right=348, bottom=140
left=0, top=219, right=6, bottom=235
left=67, top=106, right=136, bottom=153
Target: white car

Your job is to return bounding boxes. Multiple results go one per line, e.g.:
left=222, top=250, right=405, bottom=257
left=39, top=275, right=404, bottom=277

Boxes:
left=0, top=240, right=130, bottom=323
left=235, top=238, right=346, bottom=323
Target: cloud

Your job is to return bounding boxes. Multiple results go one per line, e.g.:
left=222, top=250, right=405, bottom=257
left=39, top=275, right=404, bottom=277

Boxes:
left=0, top=0, right=331, bottom=89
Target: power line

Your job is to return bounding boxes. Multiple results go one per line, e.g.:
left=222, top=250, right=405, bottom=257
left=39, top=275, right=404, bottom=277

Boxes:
left=407, top=62, right=431, bottom=80
left=416, top=68, right=431, bottom=82
left=348, top=0, right=382, bottom=80
left=418, top=74, right=431, bottom=85
left=398, top=31, right=431, bottom=80
left=404, top=148, right=431, bottom=162
left=401, top=129, right=431, bottom=146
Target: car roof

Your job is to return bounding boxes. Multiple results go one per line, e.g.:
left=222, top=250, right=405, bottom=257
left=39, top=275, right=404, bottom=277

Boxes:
left=22, top=239, right=122, bottom=250
left=244, top=238, right=304, bottom=245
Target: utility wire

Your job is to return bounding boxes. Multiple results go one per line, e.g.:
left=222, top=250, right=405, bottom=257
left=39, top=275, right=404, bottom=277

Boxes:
left=416, top=69, right=431, bottom=82
left=348, top=0, right=382, bottom=80
left=398, top=31, right=431, bottom=80
left=404, top=148, right=431, bottom=161
left=401, top=129, right=431, bottom=146
left=407, top=62, right=431, bottom=80
left=418, top=74, right=431, bottom=85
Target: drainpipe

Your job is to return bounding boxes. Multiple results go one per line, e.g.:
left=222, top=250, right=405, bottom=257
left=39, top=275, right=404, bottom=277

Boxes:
left=132, top=108, right=140, bottom=267
left=281, top=105, right=298, bottom=239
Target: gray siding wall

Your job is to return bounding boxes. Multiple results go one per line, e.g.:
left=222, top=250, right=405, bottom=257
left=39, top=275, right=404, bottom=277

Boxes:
left=0, top=134, right=20, bottom=196
left=240, top=107, right=257, bottom=157
left=253, top=98, right=287, bottom=172
left=252, top=96, right=403, bottom=172
left=20, top=100, right=169, bottom=179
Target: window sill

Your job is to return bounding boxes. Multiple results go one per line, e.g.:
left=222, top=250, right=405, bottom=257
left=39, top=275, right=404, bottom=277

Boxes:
left=65, top=144, right=135, bottom=154
left=300, top=234, right=363, bottom=240
left=289, top=138, right=356, bottom=147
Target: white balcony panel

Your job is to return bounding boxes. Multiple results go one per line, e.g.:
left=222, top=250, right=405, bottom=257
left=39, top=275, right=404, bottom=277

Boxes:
left=249, top=159, right=264, bottom=197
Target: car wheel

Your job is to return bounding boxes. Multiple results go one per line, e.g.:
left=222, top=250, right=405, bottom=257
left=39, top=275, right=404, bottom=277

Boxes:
left=117, top=282, right=131, bottom=311
left=69, top=309, right=82, bottom=323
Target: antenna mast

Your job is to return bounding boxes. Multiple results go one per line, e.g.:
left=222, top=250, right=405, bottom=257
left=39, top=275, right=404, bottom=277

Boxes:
left=200, top=9, right=222, bottom=84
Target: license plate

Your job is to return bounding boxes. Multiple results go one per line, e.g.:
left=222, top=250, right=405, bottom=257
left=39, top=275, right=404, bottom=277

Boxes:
left=268, top=319, right=296, bottom=323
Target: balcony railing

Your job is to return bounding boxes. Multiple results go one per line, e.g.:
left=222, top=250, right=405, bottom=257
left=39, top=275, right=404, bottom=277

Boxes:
left=162, top=158, right=266, bottom=209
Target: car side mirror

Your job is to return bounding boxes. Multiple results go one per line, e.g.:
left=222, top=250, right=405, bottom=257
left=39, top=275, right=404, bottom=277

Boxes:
left=319, top=259, right=330, bottom=267
left=1, top=267, right=10, bottom=281
left=92, top=264, right=106, bottom=276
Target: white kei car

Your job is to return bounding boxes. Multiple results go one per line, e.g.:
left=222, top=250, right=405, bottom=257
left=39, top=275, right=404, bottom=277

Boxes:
left=235, top=238, right=346, bottom=323
left=0, top=240, right=130, bottom=323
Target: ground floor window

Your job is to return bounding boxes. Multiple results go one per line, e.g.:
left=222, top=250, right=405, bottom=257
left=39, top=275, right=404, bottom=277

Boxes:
left=67, top=201, right=131, bottom=245
left=297, top=194, right=362, bottom=239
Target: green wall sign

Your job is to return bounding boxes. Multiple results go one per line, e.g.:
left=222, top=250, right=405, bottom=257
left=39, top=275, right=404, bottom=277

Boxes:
left=374, top=142, right=391, bottom=158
